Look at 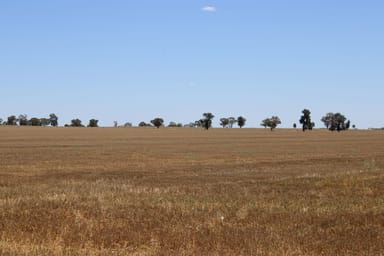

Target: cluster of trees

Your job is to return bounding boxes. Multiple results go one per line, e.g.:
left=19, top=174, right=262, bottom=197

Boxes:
left=321, top=113, right=351, bottom=131
left=0, top=109, right=354, bottom=131
left=64, top=119, right=99, bottom=127
left=0, top=114, right=58, bottom=127
left=220, top=116, right=247, bottom=128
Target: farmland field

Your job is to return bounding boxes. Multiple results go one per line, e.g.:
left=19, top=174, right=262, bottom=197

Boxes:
left=0, top=127, right=383, bottom=255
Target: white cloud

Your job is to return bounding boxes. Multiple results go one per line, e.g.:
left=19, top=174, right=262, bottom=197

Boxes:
left=202, top=6, right=216, bottom=12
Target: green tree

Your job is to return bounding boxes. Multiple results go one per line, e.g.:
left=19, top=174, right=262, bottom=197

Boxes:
left=228, top=117, right=237, bottom=128
left=70, top=119, right=83, bottom=127
left=237, top=116, right=246, bottom=128
left=345, top=120, right=351, bottom=130
left=40, top=118, right=50, bottom=126
left=151, top=118, right=164, bottom=128
left=220, top=118, right=229, bottom=128
left=261, top=116, right=281, bottom=131
left=321, top=113, right=334, bottom=129
left=88, top=119, right=99, bottom=127
left=194, top=120, right=203, bottom=128
left=299, top=109, right=312, bottom=131
left=18, top=114, right=28, bottom=126
left=7, top=115, right=17, bottom=126
left=323, top=112, right=349, bottom=132
left=29, top=117, right=42, bottom=126
left=293, top=123, right=297, bottom=129
left=201, top=113, right=214, bottom=130
left=333, top=113, right=347, bottom=131
left=49, top=113, right=58, bottom=127
left=168, top=121, right=177, bottom=127
left=138, top=121, right=148, bottom=127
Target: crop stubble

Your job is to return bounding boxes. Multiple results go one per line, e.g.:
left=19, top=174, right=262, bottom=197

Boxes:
left=0, top=127, right=383, bottom=255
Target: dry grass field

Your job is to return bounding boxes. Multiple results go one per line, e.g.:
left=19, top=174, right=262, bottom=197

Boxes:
left=0, top=127, right=383, bottom=255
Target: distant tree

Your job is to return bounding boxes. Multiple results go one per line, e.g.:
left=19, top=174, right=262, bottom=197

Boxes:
left=345, top=120, right=351, bottom=130
left=114, top=121, right=118, bottom=127
left=49, top=113, right=58, bottom=127
left=70, top=119, right=83, bottom=127
left=177, top=123, right=183, bottom=127
left=322, top=112, right=349, bottom=132
left=261, top=116, right=281, bottom=131
left=7, top=115, right=17, bottom=126
left=194, top=120, right=203, bottom=128
left=261, top=120, right=267, bottom=128
left=321, top=113, right=334, bottom=129
left=184, top=122, right=195, bottom=128
left=333, top=113, right=347, bottom=132
left=40, top=118, right=50, bottom=126
left=0, top=118, right=3, bottom=125
left=124, top=122, right=132, bottom=127
left=201, top=113, right=214, bottom=130
left=18, top=114, right=28, bottom=126
left=88, top=119, right=99, bottom=127
left=228, top=117, right=237, bottom=128
left=293, top=123, right=297, bottom=129
left=352, top=124, right=356, bottom=129
left=29, top=117, right=42, bottom=126
left=168, top=121, right=177, bottom=127
left=311, top=122, right=315, bottom=129
left=220, top=118, right=229, bottom=128
left=151, top=118, right=164, bottom=128
left=299, top=109, right=312, bottom=131
left=237, top=116, right=246, bottom=128
left=138, top=121, right=149, bottom=127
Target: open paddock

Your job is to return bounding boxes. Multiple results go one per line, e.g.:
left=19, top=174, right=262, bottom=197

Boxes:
left=0, top=127, right=383, bottom=255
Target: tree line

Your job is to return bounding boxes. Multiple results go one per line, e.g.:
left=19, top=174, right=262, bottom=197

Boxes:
left=0, top=109, right=353, bottom=131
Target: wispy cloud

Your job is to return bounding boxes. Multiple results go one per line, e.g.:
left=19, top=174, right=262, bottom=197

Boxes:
left=202, top=6, right=216, bottom=12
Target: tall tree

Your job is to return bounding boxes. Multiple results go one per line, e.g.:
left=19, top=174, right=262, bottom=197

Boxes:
left=201, top=113, right=214, bottom=130
left=237, top=116, right=246, bottom=128
left=151, top=118, right=164, bottom=128
left=299, top=109, right=312, bottom=131
left=49, top=113, right=58, bottom=127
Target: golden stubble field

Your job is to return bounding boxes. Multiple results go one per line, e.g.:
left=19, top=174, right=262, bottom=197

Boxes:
left=0, top=127, right=383, bottom=255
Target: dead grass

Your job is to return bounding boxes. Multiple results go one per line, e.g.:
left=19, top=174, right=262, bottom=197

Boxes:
left=0, top=127, right=383, bottom=255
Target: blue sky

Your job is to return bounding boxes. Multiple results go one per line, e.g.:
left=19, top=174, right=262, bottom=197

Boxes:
left=1, top=0, right=383, bottom=128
